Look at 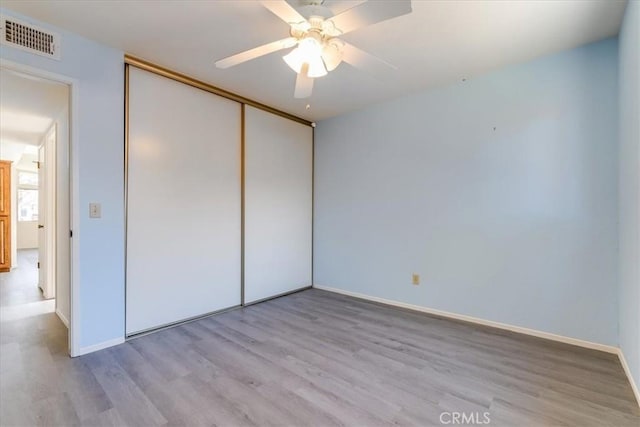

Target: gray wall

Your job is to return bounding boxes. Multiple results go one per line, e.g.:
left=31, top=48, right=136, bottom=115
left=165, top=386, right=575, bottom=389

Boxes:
left=618, top=0, right=640, bottom=391
left=314, top=38, right=619, bottom=346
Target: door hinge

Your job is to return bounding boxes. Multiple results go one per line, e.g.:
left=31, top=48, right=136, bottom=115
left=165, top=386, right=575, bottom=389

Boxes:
left=37, top=262, right=40, bottom=269
left=69, top=230, right=73, bottom=238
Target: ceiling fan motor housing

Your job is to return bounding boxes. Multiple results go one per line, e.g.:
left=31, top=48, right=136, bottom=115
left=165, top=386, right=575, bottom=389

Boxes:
left=297, top=0, right=334, bottom=19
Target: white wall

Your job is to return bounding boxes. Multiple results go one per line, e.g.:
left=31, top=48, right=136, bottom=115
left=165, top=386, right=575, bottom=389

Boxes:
left=15, top=153, right=37, bottom=171
left=1, top=8, right=124, bottom=352
left=315, top=38, right=619, bottom=346
left=16, top=221, right=37, bottom=248
left=618, top=0, right=640, bottom=394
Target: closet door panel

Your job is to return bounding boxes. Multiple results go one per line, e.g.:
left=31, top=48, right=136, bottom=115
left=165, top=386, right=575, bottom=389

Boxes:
left=244, top=106, right=312, bottom=303
left=126, top=67, right=241, bottom=334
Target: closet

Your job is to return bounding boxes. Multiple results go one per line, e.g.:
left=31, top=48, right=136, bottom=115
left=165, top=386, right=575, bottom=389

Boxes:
left=244, top=106, right=313, bottom=303
left=125, top=62, right=312, bottom=335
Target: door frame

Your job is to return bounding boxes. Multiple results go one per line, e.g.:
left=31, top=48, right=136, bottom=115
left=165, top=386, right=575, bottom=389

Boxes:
left=1, top=59, right=79, bottom=357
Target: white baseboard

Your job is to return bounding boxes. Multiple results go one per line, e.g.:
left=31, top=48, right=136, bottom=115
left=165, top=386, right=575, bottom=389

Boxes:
left=75, top=337, right=125, bottom=357
left=617, top=349, right=640, bottom=408
left=55, top=308, right=69, bottom=328
left=313, top=285, right=619, bottom=354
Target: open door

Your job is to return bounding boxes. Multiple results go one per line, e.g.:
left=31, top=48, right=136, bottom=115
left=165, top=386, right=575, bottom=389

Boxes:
left=38, top=125, right=56, bottom=299
left=37, top=144, right=45, bottom=293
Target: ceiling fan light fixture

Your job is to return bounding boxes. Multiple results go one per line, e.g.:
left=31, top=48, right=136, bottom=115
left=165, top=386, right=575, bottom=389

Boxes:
left=283, top=48, right=301, bottom=72
left=306, top=54, right=328, bottom=77
left=298, top=35, right=322, bottom=57
left=283, top=36, right=327, bottom=78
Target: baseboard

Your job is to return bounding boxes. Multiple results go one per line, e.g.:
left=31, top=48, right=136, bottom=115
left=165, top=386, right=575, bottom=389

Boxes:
left=55, top=308, right=69, bottom=328
left=617, top=349, right=640, bottom=408
left=313, top=285, right=619, bottom=354
left=75, top=337, right=125, bottom=357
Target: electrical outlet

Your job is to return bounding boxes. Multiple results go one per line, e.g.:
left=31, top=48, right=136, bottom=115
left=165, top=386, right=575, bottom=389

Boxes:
left=412, top=273, right=420, bottom=285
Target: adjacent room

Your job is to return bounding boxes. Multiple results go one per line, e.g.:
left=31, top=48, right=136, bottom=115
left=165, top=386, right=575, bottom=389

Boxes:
left=0, top=67, right=70, bottom=325
left=0, top=0, right=638, bottom=426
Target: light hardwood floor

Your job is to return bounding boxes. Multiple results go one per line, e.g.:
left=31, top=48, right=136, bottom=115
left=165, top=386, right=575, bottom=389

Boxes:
left=1, top=261, right=638, bottom=426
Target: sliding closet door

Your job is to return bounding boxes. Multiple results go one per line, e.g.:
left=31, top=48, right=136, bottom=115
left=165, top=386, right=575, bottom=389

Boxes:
left=244, top=106, right=313, bottom=303
left=126, top=67, right=241, bottom=335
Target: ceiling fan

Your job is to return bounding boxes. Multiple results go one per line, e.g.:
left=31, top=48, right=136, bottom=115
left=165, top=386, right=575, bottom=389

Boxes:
left=215, top=0, right=412, bottom=99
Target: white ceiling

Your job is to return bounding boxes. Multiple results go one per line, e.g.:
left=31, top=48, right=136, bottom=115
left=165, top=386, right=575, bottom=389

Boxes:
left=2, top=0, right=627, bottom=121
left=0, top=69, right=68, bottom=146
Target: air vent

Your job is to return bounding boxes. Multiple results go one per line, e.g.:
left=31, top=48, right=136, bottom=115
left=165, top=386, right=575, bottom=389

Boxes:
left=0, top=15, right=61, bottom=60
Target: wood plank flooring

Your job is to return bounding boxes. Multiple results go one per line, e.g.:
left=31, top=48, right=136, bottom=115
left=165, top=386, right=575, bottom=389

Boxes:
left=1, top=268, right=639, bottom=426
left=0, top=249, right=43, bottom=307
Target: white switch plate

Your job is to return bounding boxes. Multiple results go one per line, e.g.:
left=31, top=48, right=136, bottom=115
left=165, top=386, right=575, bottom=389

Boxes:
left=89, top=203, right=101, bottom=218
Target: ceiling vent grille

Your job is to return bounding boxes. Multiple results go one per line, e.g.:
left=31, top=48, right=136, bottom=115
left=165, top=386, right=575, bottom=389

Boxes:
left=1, top=15, right=61, bottom=60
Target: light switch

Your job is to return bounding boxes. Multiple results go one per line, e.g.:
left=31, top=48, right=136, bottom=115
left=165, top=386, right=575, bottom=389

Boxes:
left=89, top=203, right=101, bottom=218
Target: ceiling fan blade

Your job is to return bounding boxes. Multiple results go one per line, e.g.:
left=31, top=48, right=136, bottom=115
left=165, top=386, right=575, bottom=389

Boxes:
left=294, top=63, right=313, bottom=98
left=341, top=42, right=397, bottom=79
left=260, top=0, right=307, bottom=25
left=215, top=37, right=297, bottom=69
left=327, top=0, right=412, bottom=35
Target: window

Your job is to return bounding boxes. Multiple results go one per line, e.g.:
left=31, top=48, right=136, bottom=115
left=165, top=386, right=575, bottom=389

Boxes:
left=17, top=171, right=39, bottom=222
left=18, top=189, right=38, bottom=221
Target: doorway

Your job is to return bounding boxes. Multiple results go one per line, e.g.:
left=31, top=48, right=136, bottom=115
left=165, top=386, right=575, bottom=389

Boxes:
left=0, top=67, right=71, bottom=353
